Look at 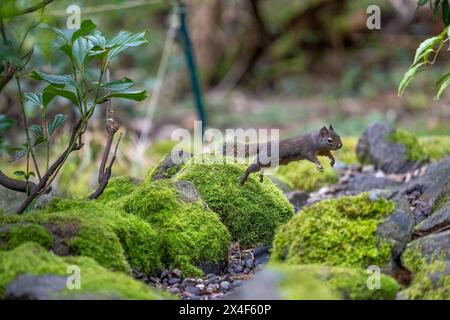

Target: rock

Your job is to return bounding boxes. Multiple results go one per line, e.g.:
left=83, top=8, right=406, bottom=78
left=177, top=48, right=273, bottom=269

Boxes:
left=0, top=186, right=26, bottom=214
left=197, top=260, right=225, bottom=275
left=219, top=281, right=230, bottom=292
left=233, top=265, right=243, bottom=273
left=189, top=295, right=202, bottom=300
left=356, top=123, right=425, bottom=174
left=185, top=286, right=201, bottom=295
left=415, top=201, right=450, bottom=236
left=151, top=150, right=191, bottom=180
left=196, top=284, right=205, bottom=291
left=167, top=277, right=181, bottom=285
left=206, top=283, right=219, bottom=293
left=160, top=270, right=169, bottom=279
left=344, top=173, right=402, bottom=195
left=172, top=268, right=182, bottom=278
left=226, top=265, right=400, bottom=300
left=182, top=278, right=196, bottom=286
left=285, top=191, right=309, bottom=212
left=244, top=259, right=255, bottom=269
left=253, top=246, right=272, bottom=265
left=397, top=260, right=450, bottom=299
left=401, top=230, right=450, bottom=273
left=272, top=193, right=413, bottom=269
left=5, top=275, right=68, bottom=300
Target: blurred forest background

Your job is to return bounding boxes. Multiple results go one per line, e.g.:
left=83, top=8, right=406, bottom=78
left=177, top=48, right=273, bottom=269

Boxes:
left=1, top=0, right=449, bottom=197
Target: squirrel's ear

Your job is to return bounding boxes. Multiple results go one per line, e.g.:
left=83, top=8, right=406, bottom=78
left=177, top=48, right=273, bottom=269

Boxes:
left=320, top=126, right=329, bottom=137
left=329, top=124, right=334, bottom=131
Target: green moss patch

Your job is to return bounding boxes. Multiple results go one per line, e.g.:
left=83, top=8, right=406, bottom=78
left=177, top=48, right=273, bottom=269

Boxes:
left=271, top=264, right=400, bottom=300
left=271, top=193, right=395, bottom=268
left=97, top=176, right=139, bottom=204
left=176, top=155, right=294, bottom=247
left=419, top=136, right=450, bottom=162
left=386, top=129, right=426, bottom=162
left=277, top=161, right=338, bottom=192
left=0, top=224, right=53, bottom=251
left=0, top=199, right=163, bottom=275
left=400, top=260, right=450, bottom=300
left=0, top=242, right=171, bottom=299
left=123, top=179, right=231, bottom=276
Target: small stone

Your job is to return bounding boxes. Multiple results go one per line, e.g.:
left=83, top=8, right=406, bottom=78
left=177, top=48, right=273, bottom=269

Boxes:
left=220, top=281, right=230, bottom=292
left=148, top=276, right=160, bottom=284
left=243, top=268, right=249, bottom=274
left=168, top=277, right=181, bottom=285
left=183, top=278, right=196, bottom=286
left=233, top=280, right=243, bottom=287
left=245, top=259, right=255, bottom=269
left=196, top=284, right=205, bottom=291
left=162, top=278, right=168, bottom=285
left=206, top=283, right=219, bottom=293
left=160, top=270, right=169, bottom=279
left=167, top=287, right=180, bottom=294
left=196, top=278, right=204, bottom=284
left=172, top=268, right=182, bottom=278
left=190, top=295, right=202, bottom=300
left=206, top=273, right=216, bottom=279
left=185, top=286, right=201, bottom=295
left=233, top=265, right=244, bottom=273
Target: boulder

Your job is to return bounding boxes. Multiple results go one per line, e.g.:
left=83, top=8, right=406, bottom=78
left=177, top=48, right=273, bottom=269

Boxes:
left=0, top=243, right=171, bottom=300
left=227, top=264, right=400, bottom=300
left=271, top=192, right=414, bottom=269
left=356, top=123, right=427, bottom=174
left=0, top=186, right=26, bottom=214
left=150, top=150, right=191, bottom=180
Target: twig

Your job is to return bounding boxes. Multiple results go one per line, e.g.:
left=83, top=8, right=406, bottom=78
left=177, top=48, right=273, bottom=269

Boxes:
left=0, top=170, right=37, bottom=193
left=1, top=0, right=55, bottom=18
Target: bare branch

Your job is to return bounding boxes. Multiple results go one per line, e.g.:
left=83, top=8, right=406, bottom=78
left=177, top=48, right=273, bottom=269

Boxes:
left=1, top=0, right=56, bottom=18
left=0, top=170, right=37, bottom=194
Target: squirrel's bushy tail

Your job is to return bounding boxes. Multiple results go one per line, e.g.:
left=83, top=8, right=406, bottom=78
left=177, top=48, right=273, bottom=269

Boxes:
left=220, top=141, right=264, bottom=158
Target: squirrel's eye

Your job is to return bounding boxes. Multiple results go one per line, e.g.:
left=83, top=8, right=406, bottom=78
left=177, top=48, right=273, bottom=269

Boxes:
left=327, top=137, right=333, bottom=143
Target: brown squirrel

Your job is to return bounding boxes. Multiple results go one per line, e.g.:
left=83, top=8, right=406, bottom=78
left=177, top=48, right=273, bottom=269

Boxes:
left=223, top=125, right=343, bottom=185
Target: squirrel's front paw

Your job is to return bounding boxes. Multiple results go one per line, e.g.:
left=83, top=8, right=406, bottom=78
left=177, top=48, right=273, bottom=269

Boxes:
left=316, top=165, right=324, bottom=172
left=330, top=159, right=335, bottom=167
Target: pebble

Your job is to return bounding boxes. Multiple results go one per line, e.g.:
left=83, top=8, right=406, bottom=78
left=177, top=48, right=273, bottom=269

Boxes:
left=245, top=259, right=255, bottom=269
left=167, top=277, right=181, bottom=285
left=160, top=270, right=169, bottom=279
left=172, top=268, right=182, bottom=278
left=220, top=281, right=230, bottom=292
left=233, top=265, right=243, bottom=273
left=196, top=284, right=205, bottom=291
left=185, top=286, right=201, bottom=295
left=148, top=276, right=160, bottom=284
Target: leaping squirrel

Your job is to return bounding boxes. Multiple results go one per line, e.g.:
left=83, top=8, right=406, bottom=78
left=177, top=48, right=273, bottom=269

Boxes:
left=221, top=125, right=343, bottom=185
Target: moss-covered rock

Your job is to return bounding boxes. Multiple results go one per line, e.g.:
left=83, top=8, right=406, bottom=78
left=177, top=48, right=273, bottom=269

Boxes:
left=419, top=136, right=450, bottom=161
left=386, top=129, right=427, bottom=162
left=276, top=161, right=338, bottom=192
left=176, top=155, right=294, bottom=247
left=401, top=230, right=450, bottom=274
left=272, top=193, right=396, bottom=268
left=97, top=176, right=140, bottom=204
left=123, top=179, right=231, bottom=276
left=0, top=242, right=171, bottom=299
left=274, top=264, right=400, bottom=300
left=399, top=260, right=450, bottom=300
left=0, top=199, right=163, bottom=275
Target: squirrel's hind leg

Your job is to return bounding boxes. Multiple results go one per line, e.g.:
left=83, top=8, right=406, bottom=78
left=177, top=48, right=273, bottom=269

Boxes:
left=239, top=162, right=261, bottom=185
left=259, top=169, right=265, bottom=182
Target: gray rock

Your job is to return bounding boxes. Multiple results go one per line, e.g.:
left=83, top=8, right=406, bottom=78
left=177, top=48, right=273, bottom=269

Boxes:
left=0, top=186, right=27, bottom=214
left=403, top=229, right=450, bottom=265
left=345, top=173, right=402, bottom=195
left=219, top=281, right=230, bottom=292
left=185, top=286, right=201, bottom=295
left=415, top=201, right=450, bottom=235
left=233, top=265, right=243, bottom=273
left=244, top=259, right=255, bottom=269
left=5, top=275, right=67, bottom=300
left=376, top=196, right=415, bottom=260
left=356, top=123, right=425, bottom=174
left=151, top=150, right=191, bottom=180
left=197, top=259, right=225, bottom=275
left=226, top=270, right=283, bottom=300
left=167, top=277, right=181, bottom=285
left=285, top=191, right=309, bottom=212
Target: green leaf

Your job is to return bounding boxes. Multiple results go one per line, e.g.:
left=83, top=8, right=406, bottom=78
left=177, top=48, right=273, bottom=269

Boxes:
left=435, top=71, right=450, bottom=99
left=43, top=85, right=79, bottom=107
left=40, top=24, right=70, bottom=43
left=398, top=62, right=427, bottom=96
left=413, top=34, right=443, bottom=65
left=28, top=172, right=35, bottom=177
left=443, top=0, right=450, bottom=25
left=48, top=114, right=67, bottom=136
left=72, top=37, right=94, bottom=70
left=13, top=170, right=26, bottom=177
left=33, top=135, right=47, bottom=147
left=417, top=0, right=429, bottom=6
left=71, top=20, right=97, bottom=43
left=30, top=124, right=44, bottom=138
left=24, top=93, right=43, bottom=107
left=98, top=90, right=148, bottom=103
left=29, top=70, right=75, bottom=87
left=99, top=77, right=134, bottom=91
left=106, top=31, right=148, bottom=61
left=85, top=30, right=107, bottom=50
left=0, top=114, right=15, bottom=134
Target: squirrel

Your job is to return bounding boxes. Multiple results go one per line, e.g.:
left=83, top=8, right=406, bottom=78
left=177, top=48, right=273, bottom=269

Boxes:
left=222, top=125, right=343, bottom=185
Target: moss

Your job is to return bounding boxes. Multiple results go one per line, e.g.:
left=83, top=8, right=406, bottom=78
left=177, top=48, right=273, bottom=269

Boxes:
left=271, top=264, right=400, bottom=300
left=336, top=137, right=358, bottom=164
left=96, top=176, right=139, bottom=204
left=400, top=260, right=450, bottom=300
left=0, top=242, right=172, bottom=299
left=0, top=199, right=164, bottom=275
left=176, top=155, right=294, bottom=247
left=419, top=136, right=450, bottom=161
left=0, top=224, right=53, bottom=250
left=276, top=161, right=338, bottom=192
left=271, top=193, right=395, bottom=268
left=401, top=236, right=449, bottom=274
left=386, top=129, right=427, bottom=161
left=123, top=179, right=231, bottom=277
left=432, top=178, right=450, bottom=212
